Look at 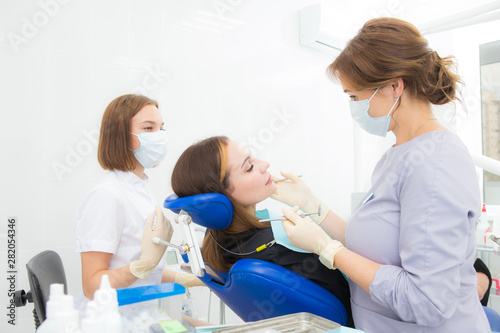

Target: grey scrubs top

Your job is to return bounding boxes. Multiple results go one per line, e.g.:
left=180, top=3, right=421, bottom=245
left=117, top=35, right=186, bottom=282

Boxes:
left=346, top=131, right=491, bottom=332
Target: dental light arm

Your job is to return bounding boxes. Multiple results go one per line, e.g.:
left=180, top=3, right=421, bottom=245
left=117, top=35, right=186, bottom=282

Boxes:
left=471, top=153, right=500, bottom=177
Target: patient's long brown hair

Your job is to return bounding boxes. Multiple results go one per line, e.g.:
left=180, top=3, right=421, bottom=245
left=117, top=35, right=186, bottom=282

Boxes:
left=171, top=136, right=269, bottom=272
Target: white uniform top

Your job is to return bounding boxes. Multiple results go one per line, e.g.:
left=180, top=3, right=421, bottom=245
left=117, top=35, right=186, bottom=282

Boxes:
left=74, top=170, right=165, bottom=308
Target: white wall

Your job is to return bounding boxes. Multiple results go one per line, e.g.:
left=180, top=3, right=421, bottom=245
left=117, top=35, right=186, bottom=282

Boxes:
left=0, top=0, right=354, bottom=331
left=2, top=0, right=500, bottom=331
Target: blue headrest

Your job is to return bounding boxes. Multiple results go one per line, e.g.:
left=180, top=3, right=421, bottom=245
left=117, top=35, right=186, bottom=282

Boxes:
left=163, top=193, right=234, bottom=230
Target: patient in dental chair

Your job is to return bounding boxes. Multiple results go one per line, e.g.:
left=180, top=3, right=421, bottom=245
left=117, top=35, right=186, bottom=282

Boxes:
left=171, top=136, right=353, bottom=326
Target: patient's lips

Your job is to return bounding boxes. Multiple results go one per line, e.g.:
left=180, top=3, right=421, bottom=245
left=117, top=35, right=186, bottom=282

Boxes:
left=265, top=174, right=272, bottom=185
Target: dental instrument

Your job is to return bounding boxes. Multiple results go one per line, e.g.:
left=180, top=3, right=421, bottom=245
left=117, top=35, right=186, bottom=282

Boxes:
left=151, top=215, right=157, bottom=230
left=258, top=204, right=322, bottom=223
left=489, top=234, right=500, bottom=247
left=274, top=175, right=303, bottom=183
left=152, top=236, right=189, bottom=255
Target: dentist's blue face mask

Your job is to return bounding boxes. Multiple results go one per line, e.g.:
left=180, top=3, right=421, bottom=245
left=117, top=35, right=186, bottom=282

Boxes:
left=130, top=130, right=168, bottom=168
left=349, top=87, right=400, bottom=137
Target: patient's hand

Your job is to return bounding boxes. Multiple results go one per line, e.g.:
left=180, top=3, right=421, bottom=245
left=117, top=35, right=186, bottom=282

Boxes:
left=477, top=271, right=490, bottom=301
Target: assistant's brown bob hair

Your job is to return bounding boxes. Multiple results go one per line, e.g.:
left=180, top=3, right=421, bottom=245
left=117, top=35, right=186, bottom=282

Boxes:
left=171, top=136, right=269, bottom=272
left=98, top=94, right=158, bottom=171
left=327, top=17, right=460, bottom=105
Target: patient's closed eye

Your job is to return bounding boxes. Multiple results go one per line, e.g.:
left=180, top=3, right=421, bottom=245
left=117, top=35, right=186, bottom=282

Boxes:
left=247, top=164, right=254, bottom=172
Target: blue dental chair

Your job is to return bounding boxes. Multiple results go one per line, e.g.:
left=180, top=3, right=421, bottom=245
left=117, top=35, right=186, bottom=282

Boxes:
left=164, top=193, right=348, bottom=325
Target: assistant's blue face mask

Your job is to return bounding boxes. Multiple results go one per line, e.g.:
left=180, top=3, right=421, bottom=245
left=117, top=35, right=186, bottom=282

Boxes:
left=349, top=87, right=399, bottom=137
left=130, top=130, right=168, bottom=168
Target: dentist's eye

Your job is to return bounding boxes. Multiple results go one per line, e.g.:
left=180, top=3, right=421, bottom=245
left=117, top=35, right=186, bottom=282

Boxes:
left=246, top=164, right=254, bottom=172
left=349, top=95, right=357, bottom=101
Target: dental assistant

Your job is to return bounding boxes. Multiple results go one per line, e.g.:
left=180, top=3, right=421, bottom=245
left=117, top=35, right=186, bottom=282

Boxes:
left=75, top=94, right=173, bottom=307
left=274, top=18, right=491, bottom=332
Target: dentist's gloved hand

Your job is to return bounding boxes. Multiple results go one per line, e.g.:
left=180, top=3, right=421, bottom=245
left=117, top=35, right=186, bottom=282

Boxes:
left=130, top=205, right=173, bottom=279
left=282, top=206, right=344, bottom=270
left=271, top=171, right=330, bottom=225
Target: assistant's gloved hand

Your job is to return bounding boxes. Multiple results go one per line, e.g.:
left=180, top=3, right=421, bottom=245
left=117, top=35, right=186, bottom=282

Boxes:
left=130, top=205, right=173, bottom=279
left=271, top=171, right=330, bottom=225
left=174, top=271, right=205, bottom=288
left=282, top=206, right=344, bottom=270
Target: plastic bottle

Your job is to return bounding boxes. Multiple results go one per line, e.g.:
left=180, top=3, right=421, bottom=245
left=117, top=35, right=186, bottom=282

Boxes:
left=36, top=283, right=64, bottom=333
left=94, top=274, right=121, bottom=333
left=80, top=301, right=104, bottom=333
left=182, top=297, right=193, bottom=317
left=477, top=204, right=490, bottom=247
left=54, top=294, right=80, bottom=333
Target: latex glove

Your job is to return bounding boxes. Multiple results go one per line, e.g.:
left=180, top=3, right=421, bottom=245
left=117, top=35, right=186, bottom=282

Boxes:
left=175, top=271, right=205, bottom=288
left=271, top=171, right=329, bottom=225
left=130, top=205, right=173, bottom=279
left=282, top=206, right=344, bottom=270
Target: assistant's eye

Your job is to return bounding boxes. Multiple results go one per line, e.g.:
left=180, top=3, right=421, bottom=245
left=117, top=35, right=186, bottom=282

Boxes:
left=144, top=126, right=153, bottom=130
left=246, top=164, right=254, bottom=172
left=349, top=95, right=357, bottom=101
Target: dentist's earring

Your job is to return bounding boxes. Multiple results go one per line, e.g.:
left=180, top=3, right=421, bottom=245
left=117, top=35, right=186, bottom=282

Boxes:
left=394, top=96, right=398, bottom=101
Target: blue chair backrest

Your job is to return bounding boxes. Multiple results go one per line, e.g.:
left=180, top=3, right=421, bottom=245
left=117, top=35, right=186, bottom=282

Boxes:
left=207, top=259, right=347, bottom=323
left=163, top=193, right=347, bottom=325
left=164, top=193, right=233, bottom=230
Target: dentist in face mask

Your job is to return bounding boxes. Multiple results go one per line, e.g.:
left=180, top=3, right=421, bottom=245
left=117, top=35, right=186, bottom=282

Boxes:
left=74, top=94, right=174, bottom=309
left=272, top=18, right=491, bottom=332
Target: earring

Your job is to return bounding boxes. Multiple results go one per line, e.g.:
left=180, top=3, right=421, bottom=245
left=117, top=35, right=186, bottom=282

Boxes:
left=394, top=96, right=398, bottom=101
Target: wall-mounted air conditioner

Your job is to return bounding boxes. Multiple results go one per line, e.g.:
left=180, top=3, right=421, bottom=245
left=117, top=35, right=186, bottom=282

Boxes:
left=299, top=4, right=344, bottom=56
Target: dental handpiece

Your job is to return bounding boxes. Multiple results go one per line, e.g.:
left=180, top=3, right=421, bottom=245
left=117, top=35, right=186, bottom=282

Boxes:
left=258, top=204, right=322, bottom=223
left=152, top=236, right=189, bottom=254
